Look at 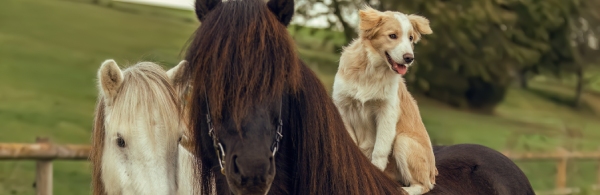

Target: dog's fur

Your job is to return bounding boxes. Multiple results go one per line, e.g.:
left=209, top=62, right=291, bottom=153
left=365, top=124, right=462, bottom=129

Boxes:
left=331, top=6, right=436, bottom=195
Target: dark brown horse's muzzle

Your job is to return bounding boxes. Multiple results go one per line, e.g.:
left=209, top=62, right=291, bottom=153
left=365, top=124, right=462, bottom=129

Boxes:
left=226, top=153, right=276, bottom=195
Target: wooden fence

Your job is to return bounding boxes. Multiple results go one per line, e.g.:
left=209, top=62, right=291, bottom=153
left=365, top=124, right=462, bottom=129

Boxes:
left=0, top=138, right=90, bottom=195
left=502, top=148, right=600, bottom=195
left=1, top=139, right=599, bottom=195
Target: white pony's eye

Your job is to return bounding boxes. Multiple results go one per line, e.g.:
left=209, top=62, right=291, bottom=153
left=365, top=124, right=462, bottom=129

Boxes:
left=117, top=134, right=126, bottom=148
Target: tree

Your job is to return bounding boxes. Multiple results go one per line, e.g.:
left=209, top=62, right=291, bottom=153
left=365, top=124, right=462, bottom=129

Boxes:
left=381, top=0, right=584, bottom=112
left=295, top=0, right=380, bottom=44
left=294, top=0, right=592, bottom=112
left=569, top=0, right=600, bottom=107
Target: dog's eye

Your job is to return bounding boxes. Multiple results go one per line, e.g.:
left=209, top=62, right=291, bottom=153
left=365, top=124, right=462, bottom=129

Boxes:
left=117, top=137, right=126, bottom=148
left=389, top=34, right=397, bottom=39
left=409, top=36, right=414, bottom=41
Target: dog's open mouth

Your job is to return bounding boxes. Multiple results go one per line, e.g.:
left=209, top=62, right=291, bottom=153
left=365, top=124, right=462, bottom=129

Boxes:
left=385, top=52, right=407, bottom=75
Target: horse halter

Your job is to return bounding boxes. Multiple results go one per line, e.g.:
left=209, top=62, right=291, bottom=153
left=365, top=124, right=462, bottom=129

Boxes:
left=203, top=91, right=284, bottom=174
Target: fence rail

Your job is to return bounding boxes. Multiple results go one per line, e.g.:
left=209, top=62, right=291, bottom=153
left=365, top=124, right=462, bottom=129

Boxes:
left=0, top=139, right=90, bottom=160
left=0, top=138, right=90, bottom=195
left=502, top=148, right=600, bottom=195
left=1, top=139, right=599, bottom=195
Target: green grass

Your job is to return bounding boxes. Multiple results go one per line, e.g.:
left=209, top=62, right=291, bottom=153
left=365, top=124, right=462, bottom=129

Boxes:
left=0, top=0, right=197, bottom=194
left=1, top=0, right=599, bottom=194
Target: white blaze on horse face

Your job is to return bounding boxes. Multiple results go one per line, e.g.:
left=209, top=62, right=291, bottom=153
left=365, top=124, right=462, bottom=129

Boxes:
left=388, top=13, right=414, bottom=65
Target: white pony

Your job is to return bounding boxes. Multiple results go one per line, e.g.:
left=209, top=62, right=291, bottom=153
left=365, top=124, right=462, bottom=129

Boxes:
left=91, top=60, right=193, bottom=195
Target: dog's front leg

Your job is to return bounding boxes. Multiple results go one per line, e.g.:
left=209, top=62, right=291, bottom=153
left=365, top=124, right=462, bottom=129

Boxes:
left=370, top=104, right=399, bottom=170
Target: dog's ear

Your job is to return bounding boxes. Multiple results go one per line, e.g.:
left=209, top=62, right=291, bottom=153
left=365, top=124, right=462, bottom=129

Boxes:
left=97, top=59, right=124, bottom=106
left=267, top=0, right=295, bottom=26
left=195, top=0, right=221, bottom=22
left=408, top=14, right=432, bottom=42
left=359, top=6, right=383, bottom=39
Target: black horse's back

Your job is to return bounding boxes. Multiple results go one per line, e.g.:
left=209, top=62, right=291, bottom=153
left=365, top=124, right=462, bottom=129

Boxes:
left=428, top=144, right=535, bottom=195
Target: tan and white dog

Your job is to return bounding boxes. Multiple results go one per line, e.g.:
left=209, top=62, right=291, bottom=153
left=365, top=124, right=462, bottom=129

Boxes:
left=331, top=6, right=437, bottom=195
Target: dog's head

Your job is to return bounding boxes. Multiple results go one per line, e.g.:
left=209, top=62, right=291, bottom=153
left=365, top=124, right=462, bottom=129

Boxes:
left=358, top=6, right=432, bottom=75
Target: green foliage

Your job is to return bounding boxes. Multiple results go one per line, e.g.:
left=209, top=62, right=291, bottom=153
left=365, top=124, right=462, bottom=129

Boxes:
left=381, top=0, right=584, bottom=111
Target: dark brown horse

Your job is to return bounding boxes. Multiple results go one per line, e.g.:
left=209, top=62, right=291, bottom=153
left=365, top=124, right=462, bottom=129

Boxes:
left=180, top=0, right=406, bottom=194
left=428, top=144, right=535, bottom=195
left=179, top=0, right=535, bottom=194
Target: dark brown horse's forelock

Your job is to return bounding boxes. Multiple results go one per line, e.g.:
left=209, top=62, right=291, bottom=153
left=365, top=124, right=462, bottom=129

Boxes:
left=179, top=0, right=300, bottom=131
left=183, top=0, right=407, bottom=194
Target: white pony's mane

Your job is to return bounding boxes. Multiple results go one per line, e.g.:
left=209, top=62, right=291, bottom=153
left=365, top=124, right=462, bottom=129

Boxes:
left=107, top=62, right=181, bottom=144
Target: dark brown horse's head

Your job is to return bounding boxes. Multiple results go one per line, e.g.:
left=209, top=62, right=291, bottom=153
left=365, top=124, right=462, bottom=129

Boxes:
left=211, top=99, right=288, bottom=195
left=184, top=0, right=298, bottom=194
left=183, top=0, right=415, bottom=194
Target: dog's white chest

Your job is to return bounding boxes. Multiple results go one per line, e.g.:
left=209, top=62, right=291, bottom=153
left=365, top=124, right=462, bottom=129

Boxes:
left=332, top=75, right=401, bottom=150
left=334, top=75, right=400, bottom=104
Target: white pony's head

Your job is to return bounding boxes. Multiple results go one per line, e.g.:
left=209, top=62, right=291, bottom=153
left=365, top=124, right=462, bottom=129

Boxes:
left=91, top=60, right=188, bottom=195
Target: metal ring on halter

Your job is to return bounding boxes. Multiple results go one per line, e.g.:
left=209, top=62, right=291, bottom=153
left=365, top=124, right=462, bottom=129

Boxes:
left=271, top=119, right=283, bottom=156
left=216, top=142, right=226, bottom=174
left=271, top=140, right=279, bottom=156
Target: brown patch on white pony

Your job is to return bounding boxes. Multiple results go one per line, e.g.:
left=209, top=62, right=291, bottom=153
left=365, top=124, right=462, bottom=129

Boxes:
left=91, top=98, right=107, bottom=195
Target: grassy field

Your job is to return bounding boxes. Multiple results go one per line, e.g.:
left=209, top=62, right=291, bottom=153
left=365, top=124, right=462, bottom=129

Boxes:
left=1, top=0, right=599, bottom=194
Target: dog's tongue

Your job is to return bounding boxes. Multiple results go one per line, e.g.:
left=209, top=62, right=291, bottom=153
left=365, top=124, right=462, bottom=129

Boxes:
left=393, top=63, right=407, bottom=75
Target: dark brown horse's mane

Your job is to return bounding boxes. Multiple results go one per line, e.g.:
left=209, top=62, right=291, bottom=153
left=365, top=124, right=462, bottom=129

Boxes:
left=183, top=0, right=406, bottom=194
left=290, top=64, right=407, bottom=194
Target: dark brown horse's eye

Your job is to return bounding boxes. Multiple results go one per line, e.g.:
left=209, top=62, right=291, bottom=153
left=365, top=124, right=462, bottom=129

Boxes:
left=178, top=136, right=183, bottom=143
left=117, top=137, right=126, bottom=148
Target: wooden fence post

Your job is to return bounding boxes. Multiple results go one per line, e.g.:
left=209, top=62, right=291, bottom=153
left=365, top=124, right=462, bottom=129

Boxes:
left=35, top=137, right=52, bottom=195
left=595, top=147, right=600, bottom=191
left=556, top=147, right=568, bottom=193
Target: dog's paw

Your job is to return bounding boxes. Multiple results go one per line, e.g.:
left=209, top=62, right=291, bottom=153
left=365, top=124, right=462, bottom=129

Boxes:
left=402, top=185, right=426, bottom=195
left=370, top=156, right=388, bottom=170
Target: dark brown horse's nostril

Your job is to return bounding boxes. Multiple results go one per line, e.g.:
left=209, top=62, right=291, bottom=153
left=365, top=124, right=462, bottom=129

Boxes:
left=233, top=155, right=240, bottom=174
left=229, top=154, right=273, bottom=188
left=403, top=53, right=414, bottom=63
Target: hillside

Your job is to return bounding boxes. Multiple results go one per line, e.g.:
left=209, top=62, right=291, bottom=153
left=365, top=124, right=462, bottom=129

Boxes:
left=0, top=0, right=599, bottom=194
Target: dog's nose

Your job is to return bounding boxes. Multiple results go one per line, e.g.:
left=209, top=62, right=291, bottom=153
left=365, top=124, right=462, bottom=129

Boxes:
left=403, top=53, right=414, bottom=63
